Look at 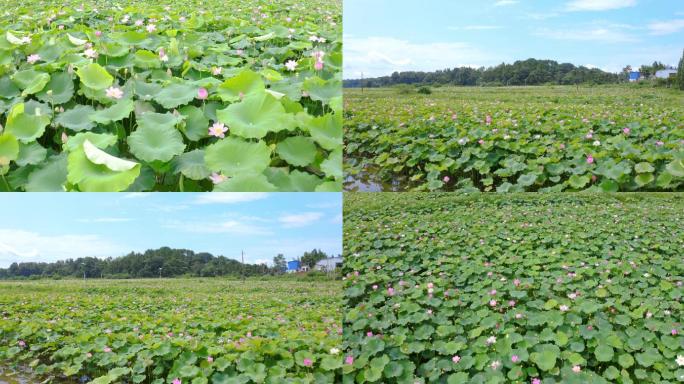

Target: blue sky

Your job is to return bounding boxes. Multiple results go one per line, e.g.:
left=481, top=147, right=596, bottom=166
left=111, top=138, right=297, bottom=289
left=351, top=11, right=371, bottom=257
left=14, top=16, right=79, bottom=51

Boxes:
left=344, top=0, right=684, bottom=78
left=0, top=193, right=342, bottom=268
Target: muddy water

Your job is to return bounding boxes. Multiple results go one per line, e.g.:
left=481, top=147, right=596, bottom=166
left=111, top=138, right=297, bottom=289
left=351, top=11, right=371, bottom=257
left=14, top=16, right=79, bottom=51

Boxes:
left=0, top=365, right=40, bottom=384
left=343, top=166, right=407, bottom=192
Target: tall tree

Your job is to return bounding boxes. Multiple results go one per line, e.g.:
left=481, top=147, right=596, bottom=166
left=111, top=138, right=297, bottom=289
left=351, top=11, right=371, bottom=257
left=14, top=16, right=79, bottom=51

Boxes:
left=301, top=249, right=329, bottom=269
left=272, top=254, right=287, bottom=274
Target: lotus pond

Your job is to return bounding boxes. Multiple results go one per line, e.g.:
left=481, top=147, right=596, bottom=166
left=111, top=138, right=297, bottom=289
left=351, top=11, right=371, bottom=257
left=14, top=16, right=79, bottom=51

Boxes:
left=344, top=86, right=684, bottom=192
left=0, top=278, right=343, bottom=383
left=343, top=193, right=684, bottom=383
left=0, top=0, right=342, bottom=192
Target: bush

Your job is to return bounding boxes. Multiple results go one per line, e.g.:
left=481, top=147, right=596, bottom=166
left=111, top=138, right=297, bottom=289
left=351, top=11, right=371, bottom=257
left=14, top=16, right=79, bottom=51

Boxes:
left=417, top=86, right=432, bottom=94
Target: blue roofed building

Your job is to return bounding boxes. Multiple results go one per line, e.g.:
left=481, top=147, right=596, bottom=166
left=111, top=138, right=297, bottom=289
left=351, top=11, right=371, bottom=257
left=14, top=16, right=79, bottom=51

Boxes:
left=286, top=260, right=300, bottom=273
left=628, top=71, right=640, bottom=82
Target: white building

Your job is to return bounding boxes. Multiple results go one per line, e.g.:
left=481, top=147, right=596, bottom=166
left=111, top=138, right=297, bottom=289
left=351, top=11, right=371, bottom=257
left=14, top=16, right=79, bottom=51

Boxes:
left=655, top=69, right=677, bottom=79
left=315, top=257, right=343, bottom=271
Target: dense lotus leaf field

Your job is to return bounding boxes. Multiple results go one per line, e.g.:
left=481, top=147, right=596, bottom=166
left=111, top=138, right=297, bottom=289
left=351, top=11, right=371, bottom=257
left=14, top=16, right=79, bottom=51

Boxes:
left=0, top=0, right=342, bottom=192
left=343, top=193, right=684, bottom=383
left=344, top=86, right=684, bottom=192
left=0, top=279, right=343, bottom=383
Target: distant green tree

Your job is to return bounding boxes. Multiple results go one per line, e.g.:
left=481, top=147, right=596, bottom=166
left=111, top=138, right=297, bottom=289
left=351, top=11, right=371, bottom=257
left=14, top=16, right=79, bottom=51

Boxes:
left=301, top=249, right=328, bottom=269
left=272, top=254, right=287, bottom=274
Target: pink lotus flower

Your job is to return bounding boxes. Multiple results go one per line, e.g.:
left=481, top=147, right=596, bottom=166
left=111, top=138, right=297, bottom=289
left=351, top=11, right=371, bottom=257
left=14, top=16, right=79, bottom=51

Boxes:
left=532, top=379, right=541, bottom=384
left=513, top=279, right=521, bottom=287
left=511, top=355, right=519, bottom=363
left=452, top=355, right=461, bottom=363
left=623, top=127, right=630, bottom=135
left=478, top=139, right=485, bottom=145
left=197, top=87, right=208, bottom=100
left=84, top=48, right=98, bottom=59
left=443, top=176, right=450, bottom=183
left=209, top=173, right=226, bottom=184
left=208, top=122, right=228, bottom=138
left=146, top=24, right=156, bottom=33
left=367, top=331, right=373, bottom=337
left=105, top=86, right=124, bottom=100
left=95, top=30, right=102, bottom=37
left=314, top=61, right=324, bottom=70
left=387, top=287, right=395, bottom=296
left=18, top=340, right=26, bottom=347
left=27, top=54, right=41, bottom=64
left=302, top=358, right=313, bottom=367
left=485, top=115, right=492, bottom=125
left=212, top=67, right=222, bottom=76
left=86, top=352, right=92, bottom=358
left=345, top=355, right=354, bottom=365
left=172, top=379, right=181, bottom=384
left=103, top=347, right=112, bottom=353
left=372, top=285, right=378, bottom=290
left=489, top=300, right=497, bottom=306
left=672, top=329, right=678, bottom=335
left=586, top=155, right=594, bottom=164
left=490, top=360, right=501, bottom=370
left=572, top=365, right=581, bottom=373
left=656, top=140, right=664, bottom=146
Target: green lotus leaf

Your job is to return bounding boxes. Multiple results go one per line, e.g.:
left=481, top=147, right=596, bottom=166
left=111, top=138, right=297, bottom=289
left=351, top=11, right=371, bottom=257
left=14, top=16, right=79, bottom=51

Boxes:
left=275, top=136, right=317, bottom=167
left=55, top=105, right=96, bottom=131
left=216, top=69, right=265, bottom=102
left=4, top=103, right=51, bottom=143
left=634, top=173, right=654, bottom=186
left=315, top=181, right=341, bottom=191
left=568, top=174, right=590, bottom=189
left=665, top=158, right=684, bottom=177
left=178, top=105, right=209, bottom=141
left=67, top=140, right=140, bottom=191
left=113, top=31, right=148, bottom=45
left=76, top=63, right=113, bottom=90
left=634, top=162, right=654, bottom=174
left=0, top=76, right=20, bottom=98
left=26, top=154, right=67, bottom=191
left=307, top=113, right=342, bottom=151
left=216, top=91, right=295, bottom=139
left=205, top=137, right=271, bottom=176
left=266, top=168, right=324, bottom=191
left=155, top=83, right=198, bottom=109
left=320, top=149, right=342, bottom=179
left=0, top=133, right=19, bottom=166
left=595, top=345, right=614, bottom=362
left=213, top=174, right=277, bottom=192
left=15, top=142, right=46, bottom=166
left=65, top=132, right=118, bottom=152
left=173, top=149, right=210, bottom=180
left=128, top=120, right=186, bottom=163
left=133, top=50, right=161, bottom=69
left=11, top=69, right=50, bottom=95
left=90, top=99, right=135, bottom=125
left=302, top=76, right=341, bottom=103
left=530, top=344, right=559, bottom=371
left=35, top=72, right=75, bottom=104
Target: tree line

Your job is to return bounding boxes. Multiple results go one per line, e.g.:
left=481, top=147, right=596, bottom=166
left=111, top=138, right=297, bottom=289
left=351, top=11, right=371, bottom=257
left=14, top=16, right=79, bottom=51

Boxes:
left=0, top=247, right=337, bottom=279
left=344, top=56, right=684, bottom=89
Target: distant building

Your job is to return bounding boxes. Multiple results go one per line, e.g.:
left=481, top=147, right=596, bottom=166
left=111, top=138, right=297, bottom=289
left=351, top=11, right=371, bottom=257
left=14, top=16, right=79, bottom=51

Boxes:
left=286, top=260, right=300, bottom=273
left=315, top=257, right=343, bottom=272
left=628, top=71, right=641, bottom=82
left=655, top=69, right=677, bottom=79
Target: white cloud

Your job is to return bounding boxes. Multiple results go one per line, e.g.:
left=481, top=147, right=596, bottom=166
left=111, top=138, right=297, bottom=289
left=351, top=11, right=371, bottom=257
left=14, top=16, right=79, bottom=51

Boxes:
left=254, top=258, right=271, bottom=266
left=0, top=229, right=126, bottom=268
left=566, top=0, right=636, bottom=11
left=494, top=0, right=518, bottom=6
left=527, top=12, right=560, bottom=20
left=647, top=19, right=684, bottom=35
left=163, top=219, right=271, bottom=235
left=331, top=213, right=343, bottom=224
left=448, top=25, right=503, bottom=31
left=535, top=27, right=637, bottom=42
left=194, top=193, right=269, bottom=204
left=278, top=212, right=324, bottom=228
left=344, top=35, right=501, bottom=78
left=77, top=217, right=133, bottom=223
left=123, top=192, right=150, bottom=199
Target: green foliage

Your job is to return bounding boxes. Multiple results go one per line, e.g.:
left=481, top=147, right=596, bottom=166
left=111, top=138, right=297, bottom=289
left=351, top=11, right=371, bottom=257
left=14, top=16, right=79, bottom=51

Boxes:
left=677, top=50, right=684, bottom=91
left=0, top=0, right=342, bottom=191
left=416, top=86, right=432, bottom=95
left=344, top=86, right=684, bottom=192
left=343, top=193, right=684, bottom=383
left=0, top=278, right=342, bottom=382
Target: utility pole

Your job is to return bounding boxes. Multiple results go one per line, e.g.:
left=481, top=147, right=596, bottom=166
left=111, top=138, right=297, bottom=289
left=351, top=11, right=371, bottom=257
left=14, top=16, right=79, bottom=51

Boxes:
left=159, top=267, right=162, bottom=279
left=241, top=250, right=245, bottom=283
left=81, top=263, right=86, bottom=282
left=361, top=72, right=364, bottom=93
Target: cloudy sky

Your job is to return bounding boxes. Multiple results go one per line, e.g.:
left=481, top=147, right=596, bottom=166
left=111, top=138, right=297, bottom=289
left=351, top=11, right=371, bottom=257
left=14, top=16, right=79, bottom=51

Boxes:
left=0, top=193, right=342, bottom=267
left=344, top=0, right=684, bottom=78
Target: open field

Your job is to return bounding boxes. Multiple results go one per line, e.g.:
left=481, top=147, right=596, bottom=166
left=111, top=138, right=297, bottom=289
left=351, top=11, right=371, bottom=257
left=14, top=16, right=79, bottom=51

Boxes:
left=343, top=193, right=684, bottom=383
left=0, top=278, right=342, bottom=383
left=0, top=0, right=342, bottom=192
left=344, top=86, right=684, bottom=192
